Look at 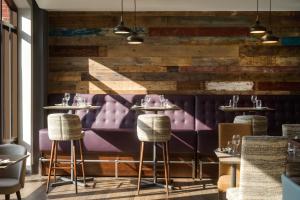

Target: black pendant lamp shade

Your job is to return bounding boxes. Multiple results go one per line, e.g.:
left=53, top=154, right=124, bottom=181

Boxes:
left=261, top=0, right=279, bottom=44
left=113, top=0, right=131, bottom=35
left=261, top=30, right=279, bottom=44
left=127, top=31, right=144, bottom=44
left=127, top=0, right=144, bottom=44
left=250, top=0, right=266, bottom=34
left=250, top=18, right=266, bottom=34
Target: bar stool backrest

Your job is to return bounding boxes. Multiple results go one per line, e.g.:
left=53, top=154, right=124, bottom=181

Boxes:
left=137, top=114, right=171, bottom=142
left=48, top=113, right=82, bottom=141
left=239, top=136, right=287, bottom=200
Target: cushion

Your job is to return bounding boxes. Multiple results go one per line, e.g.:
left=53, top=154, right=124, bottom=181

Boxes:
left=0, top=178, right=21, bottom=194
left=218, top=175, right=240, bottom=192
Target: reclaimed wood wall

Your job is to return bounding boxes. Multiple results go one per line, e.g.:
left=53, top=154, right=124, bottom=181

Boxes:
left=48, top=12, right=300, bottom=95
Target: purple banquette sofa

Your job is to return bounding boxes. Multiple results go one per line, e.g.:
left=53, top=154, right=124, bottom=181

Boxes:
left=39, top=94, right=300, bottom=177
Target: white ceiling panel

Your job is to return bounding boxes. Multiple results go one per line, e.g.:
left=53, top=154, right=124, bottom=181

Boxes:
left=34, top=0, right=300, bottom=11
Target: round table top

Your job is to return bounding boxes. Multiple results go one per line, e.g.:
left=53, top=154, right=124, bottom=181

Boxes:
left=131, top=105, right=180, bottom=112
left=43, top=105, right=101, bottom=110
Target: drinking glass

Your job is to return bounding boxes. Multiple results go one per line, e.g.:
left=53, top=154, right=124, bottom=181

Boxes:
left=62, top=97, right=67, bottom=106
left=228, top=99, right=232, bottom=107
left=256, top=99, right=262, bottom=108
left=232, top=135, right=241, bottom=155
left=64, top=93, right=70, bottom=105
left=227, top=141, right=233, bottom=154
left=141, top=99, right=145, bottom=107
left=159, top=95, right=165, bottom=107
left=251, top=95, right=257, bottom=108
left=144, top=95, right=151, bottom=107
left=164, top=99, right=170, bottom=107
left=77, top=96, right=82, bottom=106
left=232, top=95, right=239, bottom=108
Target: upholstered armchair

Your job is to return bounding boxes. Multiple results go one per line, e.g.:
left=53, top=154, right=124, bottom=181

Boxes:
left=0, top=144, right=27, bottom=200
left=226, top=136, right=288, bottom=200
left=217, top=123, right=252, bottom=200
left=282, top=174, right=300, bottom=200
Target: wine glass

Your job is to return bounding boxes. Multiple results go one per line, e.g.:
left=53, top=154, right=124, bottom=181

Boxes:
left=159, top=95, right=165, bottom=107
left=64, top=93, right=70, bottom=105
left=251, top=95, right=257, bottom=108
left=232, top=95, right=239, bottom=107
left=232, top=135, right=241, bottom=155
left=144, top=95, right=151, bottom=107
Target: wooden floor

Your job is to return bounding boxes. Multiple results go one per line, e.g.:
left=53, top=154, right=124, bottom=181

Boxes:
left=0, top=175, right=218, bottom=200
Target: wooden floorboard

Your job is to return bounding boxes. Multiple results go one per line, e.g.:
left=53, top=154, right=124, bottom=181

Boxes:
left=0, top=175, right=218, bottom=200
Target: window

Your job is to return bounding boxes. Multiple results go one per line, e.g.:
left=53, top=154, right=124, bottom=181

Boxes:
left=1, top=0, right=18, bottom=143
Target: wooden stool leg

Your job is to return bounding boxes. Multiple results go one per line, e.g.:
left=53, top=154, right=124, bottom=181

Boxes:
left=72, top=140, right=78, bottom=194
left=79, top=139, right=86, bottom=186
left=53, top=141, right=58, bottom=183
left=46, top=141, right=55, bottom=193
left=137, top=142, right=144, bottom=195
left=166, top=141, right=170, bottom=183
left=162, top=142, right=169, bottom=195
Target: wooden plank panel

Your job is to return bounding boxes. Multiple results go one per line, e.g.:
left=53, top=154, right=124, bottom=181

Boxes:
left=256, top=82, right=300, bottom=91
left=107, top=45, right=239, bottom=57
left=77, top=81, right=177, bottom=92
left=49, top=46, right=103, bottom=57
left=239, top=45, right=300, bottom=57
left=281, top=37, right=300, bottom=46
left=149, top=27, right=250, bottom=37
left=48, top=72, right=81, bottom=81
left=205, top=81, right=254, bottom=91
left=177, top=81, right=205, bottom=90
left=239, top=56, right=300, bottom=67
left=49, top=57, right=163, bottom=72
left=48, top=36, right=256, bottom=46
left=192, top=57, right=239, bottom=67
left=82, top=72, right=191, bottom=81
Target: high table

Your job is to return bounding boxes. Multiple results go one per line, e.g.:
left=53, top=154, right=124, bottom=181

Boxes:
left=0, top=155, right=29, bottom=169
left=215, top=150, right=300, bottom=188
left=43, top=105, right=101, bottom=187
left=219, top=106, right=274, bottom=114
left=131, top=105, right=180, bottom=189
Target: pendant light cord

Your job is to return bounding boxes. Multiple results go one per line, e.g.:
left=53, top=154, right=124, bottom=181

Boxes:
left=134, top=0, right=137, bottom=30
left=256, top=0, right=259, bottom=21
left=121, top=0, right=124, bottom=21
left=269, top=0, right=272, bottom=29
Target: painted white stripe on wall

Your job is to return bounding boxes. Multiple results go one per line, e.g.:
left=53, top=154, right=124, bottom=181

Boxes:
left=205, top=81, right=254, bottom=91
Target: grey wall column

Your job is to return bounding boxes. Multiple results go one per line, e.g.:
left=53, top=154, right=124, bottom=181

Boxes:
left=32, top=1, right=47, bottom=174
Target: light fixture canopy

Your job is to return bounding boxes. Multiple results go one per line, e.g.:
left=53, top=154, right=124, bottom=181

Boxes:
left=127, top=0, right=144, bottom=44
left=113, top=0, right=131, bottom=35
left=250, top=0, right=266, bottom=34
left=261, top=30, right=279, bottom=44
left=261, top=0, right=279, bottom=44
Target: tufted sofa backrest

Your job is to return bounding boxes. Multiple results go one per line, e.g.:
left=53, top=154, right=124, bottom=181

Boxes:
left=47, top=94, right=300, bottom=135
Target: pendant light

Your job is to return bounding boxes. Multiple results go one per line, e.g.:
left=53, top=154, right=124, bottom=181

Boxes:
left=250, top=0, right=266, bottom=34
left=261, top=0, right=279, bottom=44
left=113, top=0, right=131, bottom=35
left=127, top=0, right=144, bottom=44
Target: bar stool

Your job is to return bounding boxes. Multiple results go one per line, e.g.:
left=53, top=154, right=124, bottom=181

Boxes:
left=136, top=114, right=171, bottom=195
left=234, top=115, right=268, bottom=135
left=46, top=113, right=86, bottom=194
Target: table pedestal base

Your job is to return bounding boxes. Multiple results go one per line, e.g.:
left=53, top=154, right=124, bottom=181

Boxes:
left=51, top=177, right=94, bottom=187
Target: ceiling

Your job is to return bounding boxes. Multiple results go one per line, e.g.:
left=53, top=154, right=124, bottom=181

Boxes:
left=35, top=0, right=300, bottom=11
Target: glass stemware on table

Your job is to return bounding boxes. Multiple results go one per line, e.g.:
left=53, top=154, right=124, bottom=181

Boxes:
left=251, top=95, right=257, bottom=108
left=232, top=95, right=239, bottom=108
left=231, top=135, right=241, bottom=155
left=139, top=95, right=171, bottom=108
